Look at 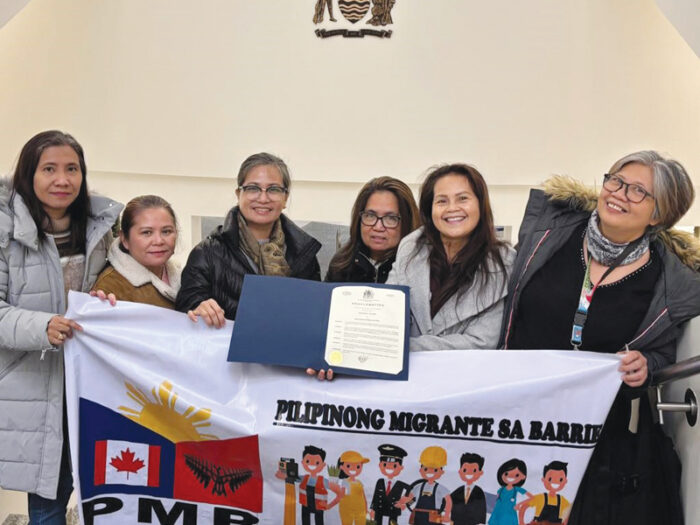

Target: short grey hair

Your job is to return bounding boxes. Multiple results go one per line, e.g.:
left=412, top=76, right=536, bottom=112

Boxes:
left=236, top=152, right=292, bottom=191
left=608, top=150, right=694, bottom=229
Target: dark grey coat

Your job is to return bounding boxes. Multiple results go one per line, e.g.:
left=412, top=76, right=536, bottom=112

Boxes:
left=500, top=183, right=700, bottom=525
left=500, top=187, right=700, bottom=375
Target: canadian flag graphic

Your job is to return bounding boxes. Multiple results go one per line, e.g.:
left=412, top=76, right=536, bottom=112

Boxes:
left=94, top=440, right=160, bottom=487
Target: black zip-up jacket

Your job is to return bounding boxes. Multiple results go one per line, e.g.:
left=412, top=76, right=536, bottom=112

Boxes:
left=325, top=247, right=395, bottom=284
left=175, top=207, right=321, bottom=320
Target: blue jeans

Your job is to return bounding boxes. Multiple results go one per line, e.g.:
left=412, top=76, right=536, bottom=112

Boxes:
left=27, top=435, right=73, bottom=525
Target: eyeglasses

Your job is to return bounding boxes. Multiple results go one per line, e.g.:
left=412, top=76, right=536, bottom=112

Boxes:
left=238, top=184, right=288, bottom=200
left=603, top=173, right=654, bottom=203
left=360, top=211, right=401, bottom=229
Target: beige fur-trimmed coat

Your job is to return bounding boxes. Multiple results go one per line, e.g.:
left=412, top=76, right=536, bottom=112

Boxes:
left=92, top=239, right=181, bottom=309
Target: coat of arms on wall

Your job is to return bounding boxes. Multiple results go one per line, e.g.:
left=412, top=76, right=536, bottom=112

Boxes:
left=314, top=0, right=396, bottom=39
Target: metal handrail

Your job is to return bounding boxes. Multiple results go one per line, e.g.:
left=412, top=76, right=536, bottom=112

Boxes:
left=652, top=355, right=700, bottom=386
left=651, top=355, right=700, bottom=426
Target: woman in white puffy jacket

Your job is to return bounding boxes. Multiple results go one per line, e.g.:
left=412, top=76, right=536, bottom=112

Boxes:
left=0, top=131, right=121, bottom=524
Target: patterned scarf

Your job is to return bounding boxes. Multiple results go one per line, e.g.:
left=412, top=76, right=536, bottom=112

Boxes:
left=586, top=209, right=650, bottom=266
left=237, top=213, right=291, bottom=277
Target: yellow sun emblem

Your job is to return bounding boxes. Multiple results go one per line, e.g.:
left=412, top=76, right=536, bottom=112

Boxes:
left=118, top=380, right=218, bottom=442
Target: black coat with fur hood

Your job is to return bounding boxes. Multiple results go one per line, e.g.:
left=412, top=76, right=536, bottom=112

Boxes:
left=500, top=177, right=700, bottom=525
left=500, top=176, right=700, bottom=376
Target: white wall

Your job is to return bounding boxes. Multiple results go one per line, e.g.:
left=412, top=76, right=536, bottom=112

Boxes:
left=1, top=0, right=700, bottom=513
left=0, top=0, right=697, bottom=238
left=1, top=0, right=699, bottom=182
left=1, top=0, right=699, bottom=258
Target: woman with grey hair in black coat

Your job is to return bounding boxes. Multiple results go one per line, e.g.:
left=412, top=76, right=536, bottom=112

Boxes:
left=501, top=151, right=700, bottom=525
left=175, top=152, right=321, bottom=325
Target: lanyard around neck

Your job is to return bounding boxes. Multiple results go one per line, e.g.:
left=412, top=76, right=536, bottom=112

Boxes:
left=570, top=236, right=644, bottom=349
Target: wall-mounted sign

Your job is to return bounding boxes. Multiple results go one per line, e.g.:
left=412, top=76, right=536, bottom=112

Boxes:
left=314, top=0, right=396, bottom=39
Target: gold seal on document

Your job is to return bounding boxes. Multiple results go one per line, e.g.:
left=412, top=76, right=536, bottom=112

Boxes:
left=329, top=351, right=343, bottom=365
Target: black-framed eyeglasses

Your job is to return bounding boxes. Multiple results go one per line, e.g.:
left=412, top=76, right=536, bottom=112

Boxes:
left=238, top=184, right=288, bottom=200
left=603, top=173, right=654, bottom=203
left=360, top=211, right=401, bottom=229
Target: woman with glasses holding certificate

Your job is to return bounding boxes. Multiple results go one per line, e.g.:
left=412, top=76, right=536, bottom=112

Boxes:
left=326, top=176, right=420, bottom=284
left=385, top=163, right=515, bottom=351
left=176, top=152, right=321, bottom=325
left=500, top=151, right=700, bottom=525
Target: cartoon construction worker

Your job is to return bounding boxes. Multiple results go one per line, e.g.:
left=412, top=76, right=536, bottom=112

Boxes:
left=398, top=446, right=450, bottom=524
left=370, top=444, right=409, bottom=525
left=448, top=453, right=486, bottom=525
left=337, top=450, right=370, bottom=525
left=516, top=461, right=570, bottom=525
left=488, top=458, right=532, bottom=525
left=276, top=445, right=343, bottom=525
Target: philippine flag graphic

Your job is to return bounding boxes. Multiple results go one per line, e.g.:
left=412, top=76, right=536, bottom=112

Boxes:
left=80, top=398, right=175, bottom=500
left=79, top=381, right=263, bottom=513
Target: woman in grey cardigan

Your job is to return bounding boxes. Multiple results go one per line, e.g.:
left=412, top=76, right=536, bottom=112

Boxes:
left=386, top=164, right=514, bottom=351
left=0, top=131, right=121, bottom=523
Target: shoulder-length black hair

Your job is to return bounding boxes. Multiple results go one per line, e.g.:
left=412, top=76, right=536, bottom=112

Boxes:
left=328, top=176, right=420, bottom=278
left=416, top=163, right=506, bottom=318
left=496, top=458, right=527, bottom=487
left=11, top=130, right=91, bottom=251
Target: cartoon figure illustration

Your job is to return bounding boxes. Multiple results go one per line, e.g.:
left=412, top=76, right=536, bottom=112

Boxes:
left=398, top=446, right=451, bottom=524
left=448, top=453, right=487, bottom=525
left=337, top=450, right=370, bottom=525
left=370, top=444, right=409, bottom=525
left=516, top=461, right=570, bottom=525
left=276, top=445, right=343, bottom=525
left=367, top=0, right=396, bottom=26
left=488, top=458, right=532, bottom=525
left=313, top=0, right=337, bottom=23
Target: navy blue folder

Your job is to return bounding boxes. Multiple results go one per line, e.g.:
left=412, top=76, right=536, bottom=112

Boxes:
left=228, top=275, right=410, bottom=380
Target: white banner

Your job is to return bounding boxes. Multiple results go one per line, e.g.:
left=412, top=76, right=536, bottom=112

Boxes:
left=64, top=292, right=621, bottom=525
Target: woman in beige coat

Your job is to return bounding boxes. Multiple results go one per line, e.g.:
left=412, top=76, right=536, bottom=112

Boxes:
left=93, top=195, right=180, bottom=308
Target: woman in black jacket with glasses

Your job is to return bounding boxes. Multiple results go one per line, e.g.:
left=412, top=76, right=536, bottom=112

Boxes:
left=326, top=176, right=420, bottom=284
left=175, top=152, right=321, bottom=326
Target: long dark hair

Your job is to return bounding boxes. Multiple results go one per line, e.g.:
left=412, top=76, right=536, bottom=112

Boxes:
left=329, top=177, right=420, bottom=277
left=416, top=164, right=506, bottom=317
left=11, top=130, right=91, bottom=251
